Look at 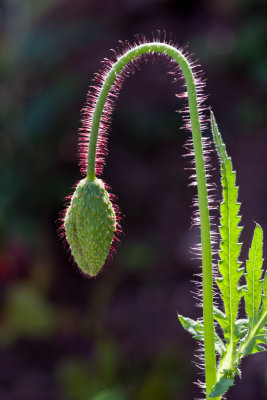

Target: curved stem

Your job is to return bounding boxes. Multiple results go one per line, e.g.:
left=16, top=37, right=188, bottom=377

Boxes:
left=87, top=42, right=217, bottom=398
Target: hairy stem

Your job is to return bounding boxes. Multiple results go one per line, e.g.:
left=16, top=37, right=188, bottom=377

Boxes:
left=87, top=42, right=217, bottom=398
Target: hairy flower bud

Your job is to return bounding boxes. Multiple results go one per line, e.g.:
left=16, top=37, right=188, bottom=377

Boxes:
left=64, top=178, right=116, bottom=276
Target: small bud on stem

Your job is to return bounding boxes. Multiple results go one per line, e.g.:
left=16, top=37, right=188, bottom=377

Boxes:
left=64, top=178, right=116, bottom=276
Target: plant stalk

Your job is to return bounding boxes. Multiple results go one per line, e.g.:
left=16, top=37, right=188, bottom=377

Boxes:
left=86, top=42, right=217, bottom=399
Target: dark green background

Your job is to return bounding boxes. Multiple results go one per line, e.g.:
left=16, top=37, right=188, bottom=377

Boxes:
left=0, top=0, right=267, bottom=399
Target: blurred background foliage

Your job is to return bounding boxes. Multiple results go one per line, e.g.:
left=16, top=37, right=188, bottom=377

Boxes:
left=0, top=0, right=267, bottom=399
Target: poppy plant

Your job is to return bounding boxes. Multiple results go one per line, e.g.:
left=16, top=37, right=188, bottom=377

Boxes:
left=62, top=34, right=267, bottom=399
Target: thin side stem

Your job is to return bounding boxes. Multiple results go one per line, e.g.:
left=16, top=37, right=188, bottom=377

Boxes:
left=87, top=42, right=217, bottom=399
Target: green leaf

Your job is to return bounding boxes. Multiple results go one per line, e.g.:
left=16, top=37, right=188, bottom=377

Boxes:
left=234, top=319, right=248, bottom=339
left=254, top=329, right=267, bottom=352
left=178, top=315, right=204, bottom=341
left=244, top=224, right=264, bottom=327
left=214, top=307, right=228, bottom=332
left=263, top=272, right=267, bottom=309
left=214, top=335, right=227, bottom=357
left=237, top=267, right=267, bottom=357
left=211, top=112, right=267, bottom=398
left=241, top=327, right=267, bottom=355
left=211, top=112, right=244, bottom=346
left=215, top=309, right=247, bottom=340
left=178, top=314, right=225, bottom=356
left=238, top=273, right=267, bottom=357
left=242, top=312, right=267, bottom=354
left=209, top=375, right=234, bottom=398
left=250, top=328, right=267, bottom=353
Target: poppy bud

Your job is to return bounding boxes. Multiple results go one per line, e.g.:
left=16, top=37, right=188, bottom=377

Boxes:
left=64, top=178, right=116, bottom=276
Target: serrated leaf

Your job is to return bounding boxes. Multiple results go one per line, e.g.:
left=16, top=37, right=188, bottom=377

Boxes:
left=239, top=300, right=267, bottom=356
left=178, top=315, right=204, bottom=341
left=211, top=112, right=267, bottom=397
left=214, top=335, right=227, bottom=357
left=234, top=319, right=248, bottom=339
left=178, top=314, right=225, bottom=356
left=255, top=329, right=267, bottom=343
left=241, top=328, right=267, bottom=355
left=209, top=375, right=234, bottom=398
left=244, top=224, right=264, bottom=327
left=251, top=328, right=267, bottom=353
left=238, top=261, right=267, bottom=357
left=214, top=308, right=242, bottom=342
left=211, top=112, right=244, bottom=346
left=214, top=307, right=227, bottom=332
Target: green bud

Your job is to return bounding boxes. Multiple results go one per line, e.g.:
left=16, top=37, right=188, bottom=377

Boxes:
left=64, top=178, right=116, bottom=276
